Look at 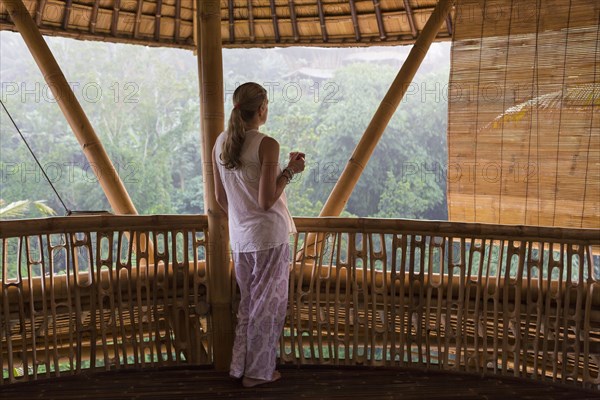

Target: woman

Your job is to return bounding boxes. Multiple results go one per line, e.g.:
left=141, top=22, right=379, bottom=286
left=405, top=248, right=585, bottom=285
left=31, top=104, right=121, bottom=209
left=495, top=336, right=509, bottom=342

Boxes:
left=212, top=82, right=305, bottom=388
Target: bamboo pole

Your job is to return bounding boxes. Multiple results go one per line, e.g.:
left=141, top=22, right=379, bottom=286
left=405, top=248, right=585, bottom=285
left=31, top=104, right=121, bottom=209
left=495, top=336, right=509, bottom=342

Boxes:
left=321, top=0, right=452, bottom=216
left=301, top=0, right=453, bottom=258
left=1, top=0, right=138, bottom=216
left=196, top=0, right=233, bottom=371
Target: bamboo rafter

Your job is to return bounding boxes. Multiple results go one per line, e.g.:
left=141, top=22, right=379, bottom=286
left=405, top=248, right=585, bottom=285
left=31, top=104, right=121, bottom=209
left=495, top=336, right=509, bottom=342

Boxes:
left=316, top=0, right=327, bottom=42
left=268, top=0, right=280, bottom=43
left=90, top=0, right=99, bottom=33
left=133, top=0, right=143, bottom=38
left=154, top=0, right=162, bottom=41
left=445, top=14, right=452, bottom=36
left=174, top=0, right=180, bottom=42
left=0, top=0, right=454, bottom=49
left=247, top=0, right=255, bottom=42
left=34, top=0, right=45, bottom=25
left=349, top=0, right=361, bottom=41
left=372, top=0, right=386, bottom=40
left=403, top=0, right=417, bottom=38
left=62, top=0, right=72, bottom=30
left=288, top=0, right=299, bottom=42
left=110, top=0, right=121, bottom=37
left=228, top=0, right=234, bottom=44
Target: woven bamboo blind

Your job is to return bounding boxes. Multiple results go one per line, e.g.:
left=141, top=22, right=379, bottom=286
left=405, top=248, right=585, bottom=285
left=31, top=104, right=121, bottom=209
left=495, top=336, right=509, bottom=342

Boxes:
left=448, top=0, right=600, bottom=228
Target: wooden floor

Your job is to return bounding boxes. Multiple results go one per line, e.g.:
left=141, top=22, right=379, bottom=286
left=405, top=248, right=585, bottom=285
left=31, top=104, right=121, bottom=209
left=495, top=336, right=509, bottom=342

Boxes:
left=1, top=365, right=599, bottom=400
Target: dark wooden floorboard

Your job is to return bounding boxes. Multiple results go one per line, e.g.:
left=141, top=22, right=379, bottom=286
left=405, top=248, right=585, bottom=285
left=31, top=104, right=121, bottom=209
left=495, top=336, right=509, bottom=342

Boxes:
left=1, top=365, right=599, bottom=399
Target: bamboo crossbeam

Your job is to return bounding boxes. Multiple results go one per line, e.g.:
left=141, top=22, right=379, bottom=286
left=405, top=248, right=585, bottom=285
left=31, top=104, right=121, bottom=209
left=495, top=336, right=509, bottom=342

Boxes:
left=1, top=0, right=138, bottom=217
left=0, top=215, right=208, bottom=238
left=4, top=259, right=597, bottom=321
left=292, top=218, right=600, bottom=243
left=0, top=261, right=205, bottom=309
left=288, top=264, right=600, bottom=309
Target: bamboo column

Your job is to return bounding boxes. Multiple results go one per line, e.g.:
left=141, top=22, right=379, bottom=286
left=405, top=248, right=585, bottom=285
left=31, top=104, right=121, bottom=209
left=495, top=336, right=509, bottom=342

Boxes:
left=196, top=0, right=233, bottom=370
left=1, top=0, right=137, bottom=216
left=302, top=0, right=453, bottom=257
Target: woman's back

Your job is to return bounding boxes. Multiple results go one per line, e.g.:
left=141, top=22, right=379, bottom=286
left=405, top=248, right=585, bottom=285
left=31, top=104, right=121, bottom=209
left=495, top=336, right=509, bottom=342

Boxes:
left=214, top=129, right=294, bottom=252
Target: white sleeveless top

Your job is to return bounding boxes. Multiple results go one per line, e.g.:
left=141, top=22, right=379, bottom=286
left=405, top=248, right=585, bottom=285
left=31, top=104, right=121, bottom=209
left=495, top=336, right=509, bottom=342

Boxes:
left=214, top=129, right=296, bottom=253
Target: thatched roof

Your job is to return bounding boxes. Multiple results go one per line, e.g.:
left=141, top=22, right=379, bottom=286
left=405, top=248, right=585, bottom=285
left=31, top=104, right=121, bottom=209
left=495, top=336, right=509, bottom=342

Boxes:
left=0, top=0, right=453, bottom=49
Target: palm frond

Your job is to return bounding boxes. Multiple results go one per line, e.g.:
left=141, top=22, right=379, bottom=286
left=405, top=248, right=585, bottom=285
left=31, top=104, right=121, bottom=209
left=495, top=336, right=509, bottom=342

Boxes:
left=33, top=201, right=57, bottom=216
left=487, top=83, right=600, bottom=130
left=0, top=199, right=57, bottom=218
left=0, top=200, right=30, bottom=218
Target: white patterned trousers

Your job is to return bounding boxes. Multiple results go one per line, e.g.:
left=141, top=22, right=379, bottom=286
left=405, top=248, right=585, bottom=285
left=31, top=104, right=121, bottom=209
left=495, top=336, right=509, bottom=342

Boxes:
left=229, top=243, right=290, bottom=380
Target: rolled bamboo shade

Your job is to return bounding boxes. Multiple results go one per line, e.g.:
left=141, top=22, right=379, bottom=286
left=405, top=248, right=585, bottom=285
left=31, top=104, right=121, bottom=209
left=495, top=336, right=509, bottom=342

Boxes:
left=448, top=0, right=600, bottom=229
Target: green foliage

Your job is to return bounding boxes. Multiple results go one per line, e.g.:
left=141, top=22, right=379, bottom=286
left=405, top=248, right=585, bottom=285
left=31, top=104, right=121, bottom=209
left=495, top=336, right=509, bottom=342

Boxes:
left=376, top=169, right=443, bottom=219
left=0, top=32, right=450, bottom=219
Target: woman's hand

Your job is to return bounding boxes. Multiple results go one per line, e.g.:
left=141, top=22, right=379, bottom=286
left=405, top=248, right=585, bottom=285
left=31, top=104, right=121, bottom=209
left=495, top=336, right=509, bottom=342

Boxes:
left=287, top=151, right=306, bottom=174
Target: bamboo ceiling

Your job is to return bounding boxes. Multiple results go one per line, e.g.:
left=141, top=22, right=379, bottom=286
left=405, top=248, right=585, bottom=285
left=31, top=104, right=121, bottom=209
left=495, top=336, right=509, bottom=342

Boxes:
left=448, top=0, right=600, bottom=229
left=0, top=0, right=454, bottom=49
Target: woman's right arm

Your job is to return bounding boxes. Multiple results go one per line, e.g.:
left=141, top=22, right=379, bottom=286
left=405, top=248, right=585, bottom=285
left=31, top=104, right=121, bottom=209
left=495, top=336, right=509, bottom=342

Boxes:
left=212, top=144, right=228, bottom=216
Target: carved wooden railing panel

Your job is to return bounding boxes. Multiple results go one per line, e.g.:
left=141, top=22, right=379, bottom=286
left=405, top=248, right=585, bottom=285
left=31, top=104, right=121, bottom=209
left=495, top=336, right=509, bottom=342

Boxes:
left=282, top=218, right=600, bottom=390
left=0, top=215, right=211, bottom=384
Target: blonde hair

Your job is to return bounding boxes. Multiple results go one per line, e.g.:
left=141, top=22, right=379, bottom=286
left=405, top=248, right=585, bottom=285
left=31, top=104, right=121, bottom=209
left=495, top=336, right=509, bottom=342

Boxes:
left=220, top=82, right=268, bottom=170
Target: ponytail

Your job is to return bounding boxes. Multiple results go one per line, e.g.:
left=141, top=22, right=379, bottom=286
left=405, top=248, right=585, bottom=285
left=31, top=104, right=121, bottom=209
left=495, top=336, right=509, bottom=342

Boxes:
left=220, top=82, right=267, bottom=170
left=221, top=107, right=246, bottom=169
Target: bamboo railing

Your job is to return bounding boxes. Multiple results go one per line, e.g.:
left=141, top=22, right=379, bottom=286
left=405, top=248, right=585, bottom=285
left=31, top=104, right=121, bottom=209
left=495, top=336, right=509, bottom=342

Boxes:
left=281, top=218, right=600, bottom=390
left=1, top=216, right=599, bottom=390
left=0, top=215, right=212, bottom=383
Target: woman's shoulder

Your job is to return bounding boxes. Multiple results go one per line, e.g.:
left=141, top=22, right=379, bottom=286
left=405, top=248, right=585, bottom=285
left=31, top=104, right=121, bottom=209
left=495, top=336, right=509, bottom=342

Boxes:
left=259, top=135, right=279, bottom=149
left=258, top=135, right=280, bottom=163
left=213, top=131, right=227, bottom=150
left=255, top=130, right=277, bottom=143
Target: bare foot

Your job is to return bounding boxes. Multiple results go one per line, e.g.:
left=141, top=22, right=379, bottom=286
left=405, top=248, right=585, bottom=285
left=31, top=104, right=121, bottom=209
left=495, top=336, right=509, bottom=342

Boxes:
left=242, top=371, right=281, bottom=388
